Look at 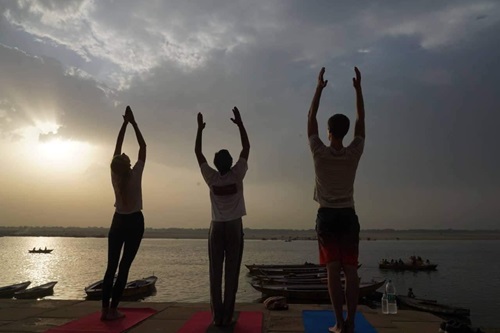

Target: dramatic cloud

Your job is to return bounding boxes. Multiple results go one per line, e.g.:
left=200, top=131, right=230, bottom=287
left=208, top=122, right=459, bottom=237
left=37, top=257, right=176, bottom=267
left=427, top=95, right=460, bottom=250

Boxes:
left=0, top=1, right=499, bottom=229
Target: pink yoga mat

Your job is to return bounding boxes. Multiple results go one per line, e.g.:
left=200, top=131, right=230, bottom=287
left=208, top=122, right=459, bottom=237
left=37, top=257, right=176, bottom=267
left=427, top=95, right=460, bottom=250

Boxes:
left=176, top=311, right=263, bottom=333
left=44, top=308, right=157, bottom=333
left=233, top=311, right=263, bottom=333
left=176, top=311, right=212, bottom=333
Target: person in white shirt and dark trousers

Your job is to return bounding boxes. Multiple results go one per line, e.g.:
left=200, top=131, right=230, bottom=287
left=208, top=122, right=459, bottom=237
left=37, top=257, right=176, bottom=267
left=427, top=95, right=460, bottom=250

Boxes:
left=195, top=107, right=250, bottom=327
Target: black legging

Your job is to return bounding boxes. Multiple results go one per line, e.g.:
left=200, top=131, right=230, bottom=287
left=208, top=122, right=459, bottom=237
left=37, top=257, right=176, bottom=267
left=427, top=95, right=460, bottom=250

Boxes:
left=102, top=211, right=144, bottom=308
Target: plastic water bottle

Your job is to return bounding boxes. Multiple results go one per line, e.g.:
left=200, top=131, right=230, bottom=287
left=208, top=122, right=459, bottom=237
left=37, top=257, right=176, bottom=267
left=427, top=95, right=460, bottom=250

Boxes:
left=381, top=292, right=389, bottom=314
left=386, top=280, right=397, bottom=314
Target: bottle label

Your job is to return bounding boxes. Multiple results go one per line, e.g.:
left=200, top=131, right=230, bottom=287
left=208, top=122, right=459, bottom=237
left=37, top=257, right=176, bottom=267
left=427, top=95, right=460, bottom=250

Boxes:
left=387, top=294, right=396, bottom=302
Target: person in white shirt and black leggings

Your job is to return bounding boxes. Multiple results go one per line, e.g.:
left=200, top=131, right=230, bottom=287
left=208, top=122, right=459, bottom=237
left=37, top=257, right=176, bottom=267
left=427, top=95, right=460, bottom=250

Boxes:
left=101, top=106, right=146, bottom=321
left=195, top=107, right=250, bottom=327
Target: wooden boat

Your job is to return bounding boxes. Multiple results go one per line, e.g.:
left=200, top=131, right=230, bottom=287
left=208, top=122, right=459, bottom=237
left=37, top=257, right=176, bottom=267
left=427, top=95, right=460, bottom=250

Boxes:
left=247, top=264, right=361, bottom=276
left=250, top=279, right=385, bottom=301
left=255, top=277, right=329, bottom=285
left=251, top=272, right=328, bottom=280
left=246, top=263, right=322, bottom=271
left=28, top=249, right=53, bottom=254
left=85, top=275, right=157, bottom=299
left=397, top=295, right=470, bottom=317
left=378, top=262, right=437, bottom=271
left=253, top=274, right=361, bottom=285
left=0, top=281, right=31, bottom=298
left=84, top=279, right=106, bottom=298
left=123, top=276, right=157, bottom=297
left=14, top=281, right=57, bottom=299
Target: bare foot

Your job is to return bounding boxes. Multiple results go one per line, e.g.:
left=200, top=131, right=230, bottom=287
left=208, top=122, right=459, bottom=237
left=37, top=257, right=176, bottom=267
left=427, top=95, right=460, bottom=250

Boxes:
left=106, top=308, right=125, bottom=320
left=328, top=325, right=343, bottom=333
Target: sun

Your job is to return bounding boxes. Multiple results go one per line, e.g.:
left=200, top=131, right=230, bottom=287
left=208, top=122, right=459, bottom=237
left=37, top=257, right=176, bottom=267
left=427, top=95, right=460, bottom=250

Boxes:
left=30, top=122, right=94, bottom=173
left=37, top=139, right=90, bottom=167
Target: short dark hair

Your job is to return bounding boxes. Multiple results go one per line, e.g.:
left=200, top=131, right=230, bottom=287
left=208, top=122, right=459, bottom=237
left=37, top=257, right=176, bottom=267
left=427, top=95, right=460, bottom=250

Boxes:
left=214, top=149, right=233, bottom=172
left=328, top=114, right=350, bottom=140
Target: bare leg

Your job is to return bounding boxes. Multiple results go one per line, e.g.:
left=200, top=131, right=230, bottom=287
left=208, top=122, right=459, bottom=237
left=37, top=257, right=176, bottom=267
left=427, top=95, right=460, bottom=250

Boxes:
left=343, top=264, right=359, bottom=333
left=326, top=262, right=344, bottom=333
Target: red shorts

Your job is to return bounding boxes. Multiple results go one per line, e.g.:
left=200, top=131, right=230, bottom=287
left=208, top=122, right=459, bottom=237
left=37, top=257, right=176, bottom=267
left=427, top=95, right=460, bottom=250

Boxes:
left=317, top=235, right=359, bottom=265
left=316, top=208, right=360, bottom=266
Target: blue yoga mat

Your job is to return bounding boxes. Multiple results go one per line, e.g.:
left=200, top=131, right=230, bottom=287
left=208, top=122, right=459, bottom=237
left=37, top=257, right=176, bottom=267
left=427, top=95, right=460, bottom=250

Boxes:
left=302, top=310, right=378, bottom=333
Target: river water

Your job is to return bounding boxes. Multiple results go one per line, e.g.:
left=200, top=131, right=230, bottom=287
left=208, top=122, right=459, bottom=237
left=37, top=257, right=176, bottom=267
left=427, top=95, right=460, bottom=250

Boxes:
left=0, top=237, right=498, bottom=327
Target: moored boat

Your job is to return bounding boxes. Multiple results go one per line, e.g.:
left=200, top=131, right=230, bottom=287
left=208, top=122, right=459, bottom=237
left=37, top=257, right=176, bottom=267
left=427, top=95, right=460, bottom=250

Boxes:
left=85, top=275, right=157, bottom=299
left=247, top=263, right=361, bottom=276
left=0, top=281, right=31, bottom=298
left=123, top=275, right=157, bottom=297
left=397, top=295, right=470, bottom=317
left=255, top=277, right=329, bottom=285
left=251, top=272, right=328, bottom=280
left=14, top=281, right=57, bottom=299
left=251, top=279, right=385, bottom=301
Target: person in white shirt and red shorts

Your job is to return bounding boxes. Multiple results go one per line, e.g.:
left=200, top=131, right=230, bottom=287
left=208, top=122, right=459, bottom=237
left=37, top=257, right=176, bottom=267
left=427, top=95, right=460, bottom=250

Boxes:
left=195, top=107, right=250, bottom=327
left=307, top=67, right=365, bottom=333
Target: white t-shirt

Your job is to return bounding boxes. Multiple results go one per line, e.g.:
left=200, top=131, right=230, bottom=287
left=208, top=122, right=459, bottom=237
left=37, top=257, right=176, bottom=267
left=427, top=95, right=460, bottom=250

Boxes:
left=200, top=158, right=248, bottom=222
left=309, top=135, right=364, bottom=209
left=111, top=160, right=145, bottom=214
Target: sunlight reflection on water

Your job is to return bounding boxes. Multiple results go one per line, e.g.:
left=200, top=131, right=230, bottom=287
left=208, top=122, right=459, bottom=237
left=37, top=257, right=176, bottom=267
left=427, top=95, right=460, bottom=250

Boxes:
left=0, top=237, right=499, bottom=327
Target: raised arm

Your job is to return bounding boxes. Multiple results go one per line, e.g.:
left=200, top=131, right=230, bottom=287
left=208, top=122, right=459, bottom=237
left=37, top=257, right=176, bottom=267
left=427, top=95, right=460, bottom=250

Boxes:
left=125, top=106, right=147, bottom=162
left=231, top=106, right=250, bottom=161
left=308, top=67, right=328, bottom=138
left=195, top=112, right=207, bottom=165
left=352, top=67, right=365, bottom=139
left=113, top=113, right=128, bottom=157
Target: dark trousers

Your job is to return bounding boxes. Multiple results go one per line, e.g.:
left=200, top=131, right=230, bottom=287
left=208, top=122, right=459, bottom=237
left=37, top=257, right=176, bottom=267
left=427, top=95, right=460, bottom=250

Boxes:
left=102, top=211, right=144, bottom=308
left=208, top=218, right=244, bottom=324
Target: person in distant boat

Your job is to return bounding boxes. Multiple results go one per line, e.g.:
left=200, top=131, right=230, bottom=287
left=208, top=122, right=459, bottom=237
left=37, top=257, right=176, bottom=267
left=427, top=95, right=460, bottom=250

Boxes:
left=307, top=67, right=365, bottom=333
left=101, top=106, right=146, bottom=321
left=195, top=107, right=250, bottom=327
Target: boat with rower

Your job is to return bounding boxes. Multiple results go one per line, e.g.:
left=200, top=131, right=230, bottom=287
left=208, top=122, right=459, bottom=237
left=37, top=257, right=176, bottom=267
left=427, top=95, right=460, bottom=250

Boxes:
left=28, top=248, right=53, bottom=254
left=379, top=256, right=437, bottom=271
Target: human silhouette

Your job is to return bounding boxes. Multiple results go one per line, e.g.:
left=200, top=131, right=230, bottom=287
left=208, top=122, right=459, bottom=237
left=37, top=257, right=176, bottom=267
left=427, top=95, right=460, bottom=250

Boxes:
left=195, top=107, right=250, bottom=326
left=307, top=67, right=365, bottom=333
left=101, top=106, right=146, bottom=321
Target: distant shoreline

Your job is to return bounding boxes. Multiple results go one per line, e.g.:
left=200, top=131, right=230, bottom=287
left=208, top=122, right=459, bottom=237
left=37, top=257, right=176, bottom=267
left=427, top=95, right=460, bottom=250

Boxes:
left=1, top=226, right=499, bottom=240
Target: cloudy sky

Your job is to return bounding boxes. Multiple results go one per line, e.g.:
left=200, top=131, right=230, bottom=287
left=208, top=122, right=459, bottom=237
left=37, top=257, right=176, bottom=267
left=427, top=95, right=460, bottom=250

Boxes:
left=0, top=1, right=499, bottom=230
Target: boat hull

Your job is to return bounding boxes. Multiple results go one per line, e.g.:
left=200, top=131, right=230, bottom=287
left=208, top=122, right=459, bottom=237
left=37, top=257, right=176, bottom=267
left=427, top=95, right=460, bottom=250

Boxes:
left=397, top=296, right=470, bottom=317
left=85, top=276, right=157, bottom=299
left=0, top=281, right=31, bottom=298
left=378, top=263, right=437, bottom=271
left=251, top=280, right=385, bottom=301
left=14, top=282, right=57, bottom=299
